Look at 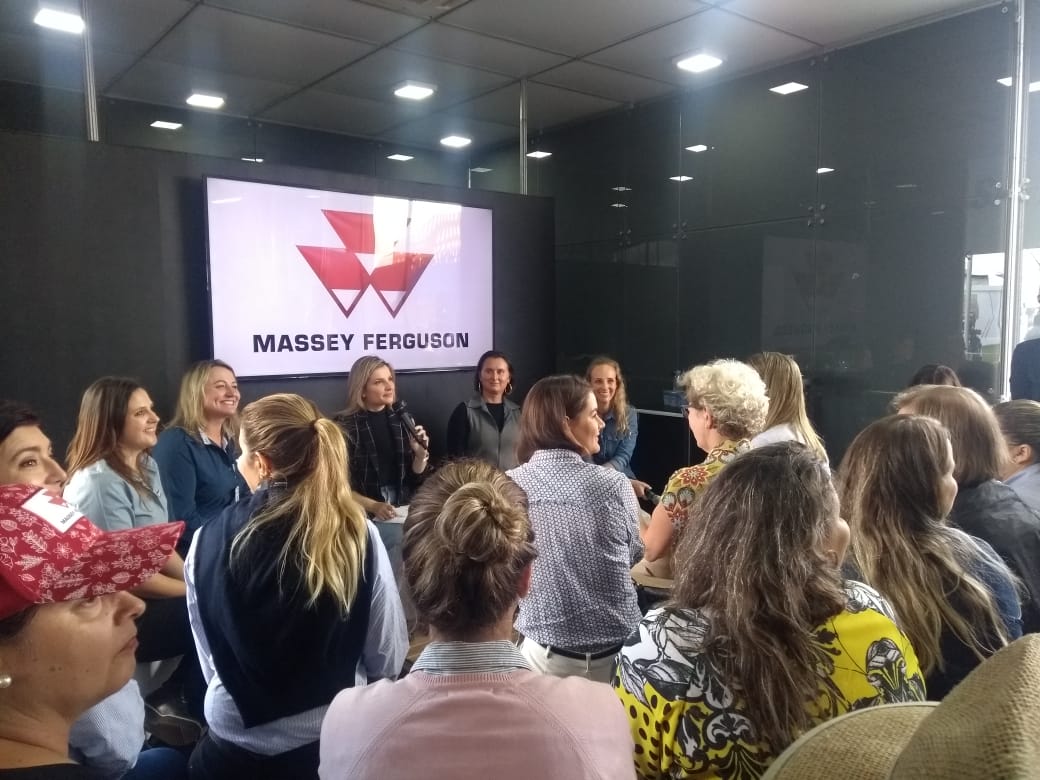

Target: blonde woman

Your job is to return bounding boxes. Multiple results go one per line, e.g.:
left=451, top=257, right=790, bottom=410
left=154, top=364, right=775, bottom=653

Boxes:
left=320, top=460, right=636, bottom=779
left=894, top=384, right=1040, bottom=634
left=642, top=359, right=768, bottom=564
left=747, top=352, right=828, bottom=463
left=186, top=394, right=407, bottom=778
left=153, top=360, right=249, bottom=546
left=838, top=414, right=1020, bottom=699
left=333, top=355, right=430, bottom=580
left=586, top=356, right=639, bottom=479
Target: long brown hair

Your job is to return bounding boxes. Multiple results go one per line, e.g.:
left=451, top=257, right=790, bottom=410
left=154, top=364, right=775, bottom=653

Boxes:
left=837, top=414, right=1011, bottom=675
left=515, top=375, right=593, bottom=463
left=585, top=356, right=631, bottom=436
left=747, top=352, right=827, bottom=461
left=231, top=394, right=368, bottom=614
left=670, top=441, right=845, bottom=750
left=404, top=459, right=537, bottom=639
left=66, top=377, right=153, bottom=495
left=892, top=384, right=1007, bottom=487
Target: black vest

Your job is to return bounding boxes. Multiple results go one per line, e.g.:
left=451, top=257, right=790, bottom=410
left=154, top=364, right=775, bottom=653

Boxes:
left=194, top=487, right=375, bottom=727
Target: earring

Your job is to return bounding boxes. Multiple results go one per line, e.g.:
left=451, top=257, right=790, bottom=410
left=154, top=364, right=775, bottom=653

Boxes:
left=0, top=674, right=12, bottom=689
left=506, top=382, right=513, bottom=395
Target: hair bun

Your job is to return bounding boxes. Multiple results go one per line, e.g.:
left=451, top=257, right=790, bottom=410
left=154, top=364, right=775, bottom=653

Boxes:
left=435, top=481, right=525, bottom=564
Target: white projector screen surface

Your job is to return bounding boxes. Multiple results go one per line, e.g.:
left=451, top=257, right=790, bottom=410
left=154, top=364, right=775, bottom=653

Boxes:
left=205, top=177, right=494, bottom=378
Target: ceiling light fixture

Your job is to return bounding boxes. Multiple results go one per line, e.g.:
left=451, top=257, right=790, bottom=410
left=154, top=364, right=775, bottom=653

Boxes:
left=894, top=183, right=918, bottom=189
left=186, top=93, right=225, bottom=109
left=610, top=203, right=628, bottom=208
left=611, top=186, right=632, bottom=192
left=677, top=53, right=723, bottom=73
left=33, top=7, right=84, bottom=33
left=770, top=81, right=809, bottom=95
left=686, top=144, right=708, bottom=153
left=393, top=82, right=436, bottom=100
left=150, top=120, right=182, bottom=130
left=670, top=175, right=693, bottom=182
left=241, top=157, right=264, bottom=163
left=816, top=167, right=835, bottom=174
left=526, top=150, right=552, bottom=159
left=997, top=76, right=1040, bottom=92
left=469, top=167, right=492, bottom=173
left=440, top=135, right=471, bottom=148
left=386, top=154, right=413, bottom=161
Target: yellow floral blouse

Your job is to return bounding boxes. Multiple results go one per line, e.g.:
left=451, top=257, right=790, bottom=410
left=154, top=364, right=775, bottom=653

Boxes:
left=661, top=440, right=749, bottom=532
left=612, top=581, right=926, bottom=779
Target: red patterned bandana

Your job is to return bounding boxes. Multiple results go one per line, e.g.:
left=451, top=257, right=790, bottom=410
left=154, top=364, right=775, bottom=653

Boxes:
left=0, top=484, right=183, bottom=618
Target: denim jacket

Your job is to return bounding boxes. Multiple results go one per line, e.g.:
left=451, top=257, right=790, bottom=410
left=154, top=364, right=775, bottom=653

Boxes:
left=593, top=407, right=638, bottom=478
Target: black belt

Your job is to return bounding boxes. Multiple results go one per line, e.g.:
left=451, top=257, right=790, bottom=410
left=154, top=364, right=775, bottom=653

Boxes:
left=533, top=641, right=623, bottom=661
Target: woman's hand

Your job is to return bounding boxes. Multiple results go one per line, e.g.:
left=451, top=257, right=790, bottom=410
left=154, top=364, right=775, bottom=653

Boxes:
left=630, top=479, right=652, bottom=499
left=409, top=424, right=430, bottom=455
left=371, top=501, right=397, bottom=521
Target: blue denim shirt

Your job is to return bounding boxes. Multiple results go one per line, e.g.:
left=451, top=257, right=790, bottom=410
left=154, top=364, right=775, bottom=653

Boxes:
left=593, top=407, right=638, bottom=478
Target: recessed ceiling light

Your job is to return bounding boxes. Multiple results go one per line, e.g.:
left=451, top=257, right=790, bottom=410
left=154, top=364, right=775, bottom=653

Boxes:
left=611, top=186, right=632, bottom=192
left=670, top=175, right=693, bottom=182
left=526, top=150, right=552, bottom=159
left=895, top=183, right=918, bottom=189
left=186, top=93, right=225, bottom=109
left=386, top=154, right=413, bottom=161
left=393, top=82, right=436, bottom=100
left=677, top=53, right=723, bottom=73
left=440, top=135, right=471, bottom=148
left=33, top=8, right=84, bottom=33
left=610, top=203, right=628, bottom=208
left=150, top=120, right=182, bottom=130
left=686, top=144, right=708, bottom=153
left=241, top=157, right=264, bottom=163
left=770, top=81, right=809, bottom=95
left=997, top=76, right=1040, bottom=92
left=816, top=167, right=835, bottom=174
left=469, top=167, right=492, bottom=173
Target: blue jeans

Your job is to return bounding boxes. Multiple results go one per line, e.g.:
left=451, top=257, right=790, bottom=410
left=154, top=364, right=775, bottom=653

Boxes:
left=124, top=746, right=189, bottom=780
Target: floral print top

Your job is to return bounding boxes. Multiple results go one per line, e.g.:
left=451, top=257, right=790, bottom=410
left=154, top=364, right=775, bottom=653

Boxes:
left=612, top=581, right=926, bottom=779
left=661, top=440, right=750, bottom=532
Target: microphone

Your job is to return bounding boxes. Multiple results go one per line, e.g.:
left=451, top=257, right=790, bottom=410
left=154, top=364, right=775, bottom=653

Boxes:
left=391, top=400, right=428, bottom=451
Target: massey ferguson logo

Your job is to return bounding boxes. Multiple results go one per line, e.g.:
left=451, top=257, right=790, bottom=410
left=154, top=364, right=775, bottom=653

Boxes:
left=296, top=210, right=434, bottom=319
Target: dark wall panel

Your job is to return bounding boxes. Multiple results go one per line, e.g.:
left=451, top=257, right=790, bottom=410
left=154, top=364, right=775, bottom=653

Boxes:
left=0, top=131, right=554, bottom=454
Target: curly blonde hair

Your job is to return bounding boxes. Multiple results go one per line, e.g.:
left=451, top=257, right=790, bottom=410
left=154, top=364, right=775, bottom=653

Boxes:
left=682, top=359, right=769, bottom=440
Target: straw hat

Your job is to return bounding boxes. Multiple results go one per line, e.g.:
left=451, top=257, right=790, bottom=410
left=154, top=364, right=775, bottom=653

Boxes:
left=763, top=634, right=1040, bottom=779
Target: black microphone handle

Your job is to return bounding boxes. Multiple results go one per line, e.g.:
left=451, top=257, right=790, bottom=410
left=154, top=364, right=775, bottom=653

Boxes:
left=395, top=405, right=429, bottom=451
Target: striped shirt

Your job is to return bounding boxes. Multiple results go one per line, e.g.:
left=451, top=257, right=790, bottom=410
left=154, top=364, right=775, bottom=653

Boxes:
left=411, top=640, right=531, bottom=676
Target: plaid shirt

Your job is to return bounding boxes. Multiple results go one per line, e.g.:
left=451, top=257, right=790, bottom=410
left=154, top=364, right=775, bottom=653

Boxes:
left=334, top=409, right=421, bottom=504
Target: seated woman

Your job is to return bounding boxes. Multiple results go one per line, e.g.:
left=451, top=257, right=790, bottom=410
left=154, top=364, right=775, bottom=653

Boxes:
left=446, top=350, right=521, bottom=470
left=615, top=442, right=925, bottom=780
left=993, top=399, right=1040, bottom=512
left=506, top=375, right=643, bottom=683
left=152, top=360, right=249, bottom=553
left=64, top=379, right=194, bottom=658
left=747, top=352, right=828, bottom=463
left=838, top=414, right=1020, bottom=700
left=186, top=393, right=407, bottom=779
left=0, top=399, right=187, bottom=779
left=0, top=483, right=182, bottom=779
left=894, top=384, right=1040, bottom=634
left=642, top=359, right=768, bottom=565
left=319, top=459, right=636, bottom=780
left=334, top=355, right=429, bottom=579
left=586, top=356, right=638, bottom=478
